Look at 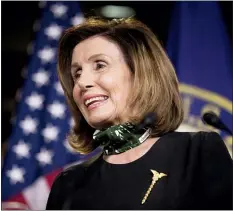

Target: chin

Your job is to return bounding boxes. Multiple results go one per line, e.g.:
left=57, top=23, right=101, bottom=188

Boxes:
left=87, top=113, right=116, bottom=129
left=88, top=120, right=112, bottom=130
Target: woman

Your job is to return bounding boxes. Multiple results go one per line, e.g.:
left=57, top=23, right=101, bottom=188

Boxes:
left=46, top=17, right=232, bottom=209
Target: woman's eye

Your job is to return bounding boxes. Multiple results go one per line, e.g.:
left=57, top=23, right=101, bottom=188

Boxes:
left=95, top=61, right=106, bottom=70
left=75, top=72, right=81, bottom=79
left=73, top=70, right=81, bottom=80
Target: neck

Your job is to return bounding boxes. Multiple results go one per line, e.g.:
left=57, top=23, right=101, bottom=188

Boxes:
left=103, top=137, right=159, bottom=164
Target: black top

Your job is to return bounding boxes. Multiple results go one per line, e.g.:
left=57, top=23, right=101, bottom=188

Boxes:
left=46, top=131, right=232, bottom=210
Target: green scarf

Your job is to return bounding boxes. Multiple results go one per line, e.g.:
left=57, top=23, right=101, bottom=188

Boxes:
left=93, top=122, right=152, bottom=155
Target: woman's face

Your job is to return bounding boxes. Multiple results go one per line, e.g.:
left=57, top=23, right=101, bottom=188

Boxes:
left=71, top=36, right=133, bottom=129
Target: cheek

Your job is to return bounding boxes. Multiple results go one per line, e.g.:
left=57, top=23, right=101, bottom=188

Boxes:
left=97, top=74, right=115, bottom=96
left=99, top=73, right=131, bottom=104
left=99, top=74, right=115, bottom=86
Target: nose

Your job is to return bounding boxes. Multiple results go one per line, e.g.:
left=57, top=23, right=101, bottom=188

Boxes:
left=77, top=69, right=94, bottom=90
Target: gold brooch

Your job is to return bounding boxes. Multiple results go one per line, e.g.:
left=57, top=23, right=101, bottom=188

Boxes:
left=141, top=169, right=167, bottom=204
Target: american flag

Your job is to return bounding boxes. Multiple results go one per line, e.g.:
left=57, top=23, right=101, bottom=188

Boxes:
left=2, top=1, right=90, bottom=209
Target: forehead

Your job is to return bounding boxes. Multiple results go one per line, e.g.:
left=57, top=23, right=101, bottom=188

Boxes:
left=72, top=36, right=123, bottom=61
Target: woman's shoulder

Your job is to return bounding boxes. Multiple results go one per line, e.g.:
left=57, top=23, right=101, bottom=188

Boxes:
left=55, top=161, right=86, bottom=185
left=46, top=162, right=87, bottom=209
left=159, top=131, right=231, bottom=161
left=46, top=152, right=103, bottom=209
left=159, top=131, right=232, bottom=209
left=162, top=130, right=227, bottom=148
left=163, top=130, right=220, bottom=140
left=54, top=151, right=103, bottom=183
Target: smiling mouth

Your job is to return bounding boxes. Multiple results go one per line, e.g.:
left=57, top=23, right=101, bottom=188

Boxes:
left=85, top=96, right=109, bottom=110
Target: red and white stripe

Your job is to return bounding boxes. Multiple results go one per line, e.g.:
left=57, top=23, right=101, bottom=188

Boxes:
left=2, top=159, right=86, bottom=210
left=2, top=169, right=61, bottom=210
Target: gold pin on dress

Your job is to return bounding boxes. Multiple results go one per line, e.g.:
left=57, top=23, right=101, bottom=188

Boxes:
left=141, top=169, right=167, bottom=204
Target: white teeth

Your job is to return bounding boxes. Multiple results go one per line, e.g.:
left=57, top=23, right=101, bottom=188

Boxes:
left=84, top=96, right=108, bottom=106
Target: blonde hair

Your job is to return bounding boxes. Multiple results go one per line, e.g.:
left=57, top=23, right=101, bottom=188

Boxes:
left=58, top=17, right=184, bottom=154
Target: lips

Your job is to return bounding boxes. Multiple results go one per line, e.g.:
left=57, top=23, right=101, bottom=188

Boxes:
left=85, top=96, right=108, bottom=107
left=87, top=98, right=108, bottom=110
left=83, top=94, right=109, bottom=108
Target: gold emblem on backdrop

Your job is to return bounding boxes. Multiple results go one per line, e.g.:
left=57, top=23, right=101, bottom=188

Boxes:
left=178, top=83, right=232, bottom=158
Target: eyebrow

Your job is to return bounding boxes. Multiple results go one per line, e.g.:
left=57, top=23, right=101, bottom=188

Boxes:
left=87, top=53, right=107, bottom=61
left=71, top=53, right=108, bottom=69
left=71, top=54, right=108, bottom=75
